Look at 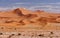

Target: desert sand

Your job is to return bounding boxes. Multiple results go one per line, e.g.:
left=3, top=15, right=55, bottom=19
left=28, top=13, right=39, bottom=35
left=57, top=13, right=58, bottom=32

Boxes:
left=0, top=8, right=60, bottom=38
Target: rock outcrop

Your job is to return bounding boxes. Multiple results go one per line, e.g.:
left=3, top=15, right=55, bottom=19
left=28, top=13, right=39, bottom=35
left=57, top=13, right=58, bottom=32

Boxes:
left=13, top=8, right=24, bottom=16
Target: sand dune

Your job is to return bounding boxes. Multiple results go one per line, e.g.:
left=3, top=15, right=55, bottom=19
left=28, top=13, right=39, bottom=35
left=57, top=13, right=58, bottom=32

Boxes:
left=0, top=8, right=60, bottom=32
left=0, top=8, right=60, bottom=38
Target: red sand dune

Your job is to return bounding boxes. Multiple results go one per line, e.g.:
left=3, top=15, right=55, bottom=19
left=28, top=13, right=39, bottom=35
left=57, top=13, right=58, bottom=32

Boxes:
left=0, top=8, right=60, bottom=31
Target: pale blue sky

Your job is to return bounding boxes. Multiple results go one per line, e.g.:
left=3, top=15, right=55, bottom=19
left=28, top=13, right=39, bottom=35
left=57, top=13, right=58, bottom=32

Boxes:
left=0, top=0, right=60, bottom=12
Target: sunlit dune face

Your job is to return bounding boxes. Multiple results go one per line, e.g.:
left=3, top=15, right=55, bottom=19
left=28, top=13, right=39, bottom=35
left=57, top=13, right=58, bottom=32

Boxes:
left=56, top=18, right=60, bottom=23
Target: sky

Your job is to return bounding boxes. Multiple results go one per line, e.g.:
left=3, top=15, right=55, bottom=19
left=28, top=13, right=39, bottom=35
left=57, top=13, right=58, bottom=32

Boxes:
left=0, top=0, right=60, bottom=12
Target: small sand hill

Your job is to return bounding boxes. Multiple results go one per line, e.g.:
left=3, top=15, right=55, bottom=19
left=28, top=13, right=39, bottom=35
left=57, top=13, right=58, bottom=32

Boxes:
left=0, top=8, right=60, bottom=32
